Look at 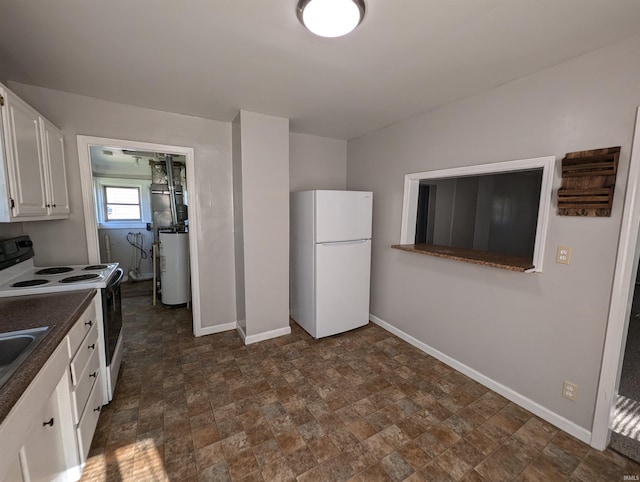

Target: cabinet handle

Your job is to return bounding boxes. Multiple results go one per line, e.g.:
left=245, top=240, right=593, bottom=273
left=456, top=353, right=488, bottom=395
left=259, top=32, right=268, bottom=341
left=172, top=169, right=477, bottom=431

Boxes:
left=46, top=204, right=51, bottom=208
left=94, top=406, right=101, bottom=413
left=43, top=418, right=54, bottom=427
left=89, top=371, right=97, bottom=378
left=52, top=204, right=57, bottom=208
left=85, top=320, right=93, bottom=327
left=88, top=343, right=95, bottom=350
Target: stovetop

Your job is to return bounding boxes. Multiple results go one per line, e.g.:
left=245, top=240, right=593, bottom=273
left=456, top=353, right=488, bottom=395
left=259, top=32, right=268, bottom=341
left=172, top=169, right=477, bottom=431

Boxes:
left=0, top=259, right=120, bottom=298
left=0, top=235, right=119, bottom=297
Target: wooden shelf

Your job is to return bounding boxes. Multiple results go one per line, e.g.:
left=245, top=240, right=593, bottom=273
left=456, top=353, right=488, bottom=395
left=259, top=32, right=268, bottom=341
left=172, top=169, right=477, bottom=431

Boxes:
left=557, top=146, right=620, bottom=216
left=391, top=244, right=535, bottom=272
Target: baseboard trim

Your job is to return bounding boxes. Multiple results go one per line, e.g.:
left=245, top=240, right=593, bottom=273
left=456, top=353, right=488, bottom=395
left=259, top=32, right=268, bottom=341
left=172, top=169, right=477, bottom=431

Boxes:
left=244, top=326, right=292, bottom=345
left=198, top=321, right=237, bottom=337
left=369, top=314, right=592, bottom=445
left=236, top=323, right=247, bottom=342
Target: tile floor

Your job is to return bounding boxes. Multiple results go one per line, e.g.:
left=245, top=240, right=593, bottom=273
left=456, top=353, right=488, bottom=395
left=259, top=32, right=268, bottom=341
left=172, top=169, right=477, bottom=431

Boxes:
left=80, top=285, right=640, bottom=481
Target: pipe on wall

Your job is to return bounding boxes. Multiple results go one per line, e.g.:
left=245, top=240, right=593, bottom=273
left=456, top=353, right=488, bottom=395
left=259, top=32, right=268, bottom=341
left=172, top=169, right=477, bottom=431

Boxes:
left=104, top=234, right=112, bottom=262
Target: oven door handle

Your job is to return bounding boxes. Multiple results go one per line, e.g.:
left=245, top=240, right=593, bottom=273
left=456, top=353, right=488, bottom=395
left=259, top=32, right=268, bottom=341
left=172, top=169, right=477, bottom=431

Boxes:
left=107, top=268, right=124, bottom=289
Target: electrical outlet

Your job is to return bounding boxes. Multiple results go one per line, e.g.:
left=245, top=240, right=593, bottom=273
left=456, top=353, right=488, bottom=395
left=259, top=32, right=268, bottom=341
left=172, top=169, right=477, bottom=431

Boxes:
left=556, top=246, right=571, bottom=264
left=563, top=380, right=578, bottom=401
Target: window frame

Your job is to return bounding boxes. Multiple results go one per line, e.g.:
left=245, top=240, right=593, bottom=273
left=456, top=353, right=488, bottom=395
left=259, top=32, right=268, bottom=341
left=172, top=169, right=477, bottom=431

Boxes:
left=399, top=156, right=555, bottom=273
left=103, top=185, right=142, bottom=222
left=94, top=177, right=151, bottom=229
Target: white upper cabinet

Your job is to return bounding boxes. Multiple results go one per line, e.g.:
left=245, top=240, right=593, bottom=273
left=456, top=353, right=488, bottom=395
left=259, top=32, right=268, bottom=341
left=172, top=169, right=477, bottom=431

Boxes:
left=3, top=92, right=48, bottom=218
left=41, top=117, right=70, bottom=216
left=0, top=84, right=69, bottom=222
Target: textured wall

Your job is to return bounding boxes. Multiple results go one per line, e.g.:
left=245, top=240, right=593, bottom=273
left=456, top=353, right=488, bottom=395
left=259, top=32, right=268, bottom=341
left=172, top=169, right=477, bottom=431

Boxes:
left=6, top=82, right=236, bottom=330
left=347, top=34, right=640, bottom=432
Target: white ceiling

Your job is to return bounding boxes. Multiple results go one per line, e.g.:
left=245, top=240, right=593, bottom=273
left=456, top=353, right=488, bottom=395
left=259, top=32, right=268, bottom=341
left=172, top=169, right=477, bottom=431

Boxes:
left=1, top=1, right=640, bottom=140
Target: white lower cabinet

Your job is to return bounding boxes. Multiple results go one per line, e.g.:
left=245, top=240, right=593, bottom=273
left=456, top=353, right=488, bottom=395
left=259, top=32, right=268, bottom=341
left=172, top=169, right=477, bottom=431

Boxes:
left=0, top=297, right=104, bottom=482
left=68, top=310, right=104, bottom=465
left=76, top=374, right=103, bottom=462
left=20, top=376, right=72, bottom=482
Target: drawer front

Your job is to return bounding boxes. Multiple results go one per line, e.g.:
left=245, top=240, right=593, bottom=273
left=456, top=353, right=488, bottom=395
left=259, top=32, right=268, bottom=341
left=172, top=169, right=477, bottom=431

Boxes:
left=77, top=372, right=102, bottom=463
left=67, top=301, right=97, bottom=358
left=71, top=345, right=100, bottom=424
left=70, top=322, right=98, bottom=386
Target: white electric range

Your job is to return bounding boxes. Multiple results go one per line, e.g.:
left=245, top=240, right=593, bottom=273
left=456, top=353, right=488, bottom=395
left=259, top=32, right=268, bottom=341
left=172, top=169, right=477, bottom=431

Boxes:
left=0, top=236, right=123, bottom=401
left=0, top=259, right=119, bottom=296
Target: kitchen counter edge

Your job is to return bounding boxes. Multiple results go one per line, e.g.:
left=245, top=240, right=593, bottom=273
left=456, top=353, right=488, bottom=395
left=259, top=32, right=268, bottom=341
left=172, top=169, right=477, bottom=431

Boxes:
left=0, top=290, right=97, bottom=424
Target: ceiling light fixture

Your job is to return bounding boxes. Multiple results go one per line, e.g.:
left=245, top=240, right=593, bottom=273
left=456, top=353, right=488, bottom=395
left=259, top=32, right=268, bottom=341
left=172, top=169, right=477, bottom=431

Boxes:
left=297, top=0, right=366, bottom=38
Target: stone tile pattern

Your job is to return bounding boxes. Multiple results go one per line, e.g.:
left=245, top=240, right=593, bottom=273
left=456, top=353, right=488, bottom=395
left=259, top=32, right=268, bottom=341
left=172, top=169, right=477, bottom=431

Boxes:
left=80, top=288, right=640, bottom=481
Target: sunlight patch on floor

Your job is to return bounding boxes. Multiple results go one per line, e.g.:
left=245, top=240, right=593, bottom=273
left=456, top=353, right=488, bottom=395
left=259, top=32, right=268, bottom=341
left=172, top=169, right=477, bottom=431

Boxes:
left=131, top=438, right=167, bottom=481
left=82, top=438, right=167, bottom=481
left=613, top=395, right=640, bottom=440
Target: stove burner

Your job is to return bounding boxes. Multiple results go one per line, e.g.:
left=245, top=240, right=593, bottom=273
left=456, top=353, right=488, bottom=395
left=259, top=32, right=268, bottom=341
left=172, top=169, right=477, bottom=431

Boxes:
left=59, top=274, right=100, bottom=284
left=83, top=265, right=108, bottom=270
left=35, top=267, right=74, bottom=275
left=12, top=279, right=51, bottom=287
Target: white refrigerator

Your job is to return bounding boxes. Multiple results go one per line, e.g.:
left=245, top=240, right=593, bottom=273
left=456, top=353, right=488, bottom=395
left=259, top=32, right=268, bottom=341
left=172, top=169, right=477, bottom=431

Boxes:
left=290, top=190, right=373, bottom=338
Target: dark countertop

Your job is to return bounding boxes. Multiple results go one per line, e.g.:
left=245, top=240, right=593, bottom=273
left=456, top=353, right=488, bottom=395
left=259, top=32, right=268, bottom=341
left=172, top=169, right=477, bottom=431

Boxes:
left=391, top=244, right=535, bottom=272
left=0, top=290, right=96, bottom=424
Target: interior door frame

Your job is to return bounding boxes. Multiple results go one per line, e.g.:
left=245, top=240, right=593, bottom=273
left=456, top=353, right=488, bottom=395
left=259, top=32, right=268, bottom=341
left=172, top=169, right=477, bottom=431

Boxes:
left=77, top=135, right=203, bottom=337
left=592, top=107, right=640, bottom=449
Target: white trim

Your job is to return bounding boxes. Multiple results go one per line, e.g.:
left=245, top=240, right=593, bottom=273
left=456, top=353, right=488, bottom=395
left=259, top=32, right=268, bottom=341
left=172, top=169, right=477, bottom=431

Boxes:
left=243, top=326, right=292, bottom=345
left=236, top=323, right=247, bottom=342
left=199, top=322, right=238, bottom=336
left=592, top=108, right=640, bottom=450
left=97, top=222, right=147, bottom=230
left=400, top=174, right=419, bottom=244
left=94, top=177, right=152, bottom=226
left=77, top=135, right=203, bottom=338
left=399, top=156, right=555, bottom=272
left=370, top=314, right=592, bottom=444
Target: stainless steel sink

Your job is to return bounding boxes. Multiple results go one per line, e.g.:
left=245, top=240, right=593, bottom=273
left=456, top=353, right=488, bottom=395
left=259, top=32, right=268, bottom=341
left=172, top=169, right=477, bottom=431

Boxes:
left=0, top=326, right=50, bottom=389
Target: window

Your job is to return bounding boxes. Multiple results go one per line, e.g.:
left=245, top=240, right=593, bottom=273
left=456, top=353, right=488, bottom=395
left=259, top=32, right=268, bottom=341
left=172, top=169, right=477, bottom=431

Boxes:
left=398, top=156, right=555, bottom=272
left=104, top=186, right=141, bottom=221
left=94, top=178, right=151, bottom=229
left=414, top=170, right=543, bottom=259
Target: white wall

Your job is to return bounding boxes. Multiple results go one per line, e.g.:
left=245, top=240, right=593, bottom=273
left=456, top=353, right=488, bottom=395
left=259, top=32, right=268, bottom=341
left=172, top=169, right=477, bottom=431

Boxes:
left=6, top=82, right=236, bottom=330
left=347, top=33, right=640, bottom=434
left=234, top=111, right=290, bottom=340
left=290, top=132, right=347, bottom=192
left=0, top=224, right=24, bottom=239
left=98, top=228, right=153, bottom=277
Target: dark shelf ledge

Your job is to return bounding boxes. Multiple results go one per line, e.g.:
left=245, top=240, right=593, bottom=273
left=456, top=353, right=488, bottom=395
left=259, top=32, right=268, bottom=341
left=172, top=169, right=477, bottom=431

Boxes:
left=391, top=244, right=535, bottom=272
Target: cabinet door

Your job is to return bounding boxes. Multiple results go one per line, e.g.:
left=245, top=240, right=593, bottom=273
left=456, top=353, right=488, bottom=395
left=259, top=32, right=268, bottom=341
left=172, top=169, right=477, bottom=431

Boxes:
left=20, top=382, right=69, bottom=482
left=40, top=118, right=69, bottom=216
left=3, top=93, right=48, bottom=217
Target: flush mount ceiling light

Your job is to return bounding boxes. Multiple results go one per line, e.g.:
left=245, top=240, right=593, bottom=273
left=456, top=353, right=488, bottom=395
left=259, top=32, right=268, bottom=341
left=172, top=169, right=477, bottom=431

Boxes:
left=297, top=0, right=366, bottom=38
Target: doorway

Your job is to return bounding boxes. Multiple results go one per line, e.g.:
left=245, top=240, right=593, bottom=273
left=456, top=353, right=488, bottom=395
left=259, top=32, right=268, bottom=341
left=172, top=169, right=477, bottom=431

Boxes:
left=610, top=274, right=640, bottom=461
left=77, top=136, right=203, bottom=336
left=592, top=107, right=640, bottom=451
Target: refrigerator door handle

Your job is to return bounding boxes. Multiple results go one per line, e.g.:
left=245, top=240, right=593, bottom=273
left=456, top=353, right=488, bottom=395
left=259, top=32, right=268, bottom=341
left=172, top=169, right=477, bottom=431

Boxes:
left=320, top=239, right=369, bottom=246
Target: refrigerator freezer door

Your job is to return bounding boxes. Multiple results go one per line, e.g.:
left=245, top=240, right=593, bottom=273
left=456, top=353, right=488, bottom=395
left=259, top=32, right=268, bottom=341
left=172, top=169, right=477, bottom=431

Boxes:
left=315, top=191, right=372, bottom=243
left=315, top=239, right=371, bottom=338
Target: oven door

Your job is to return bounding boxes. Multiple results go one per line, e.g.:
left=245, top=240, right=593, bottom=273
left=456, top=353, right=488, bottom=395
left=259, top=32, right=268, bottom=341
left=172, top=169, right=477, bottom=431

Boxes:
left=102, top=268, right=123, bottom=366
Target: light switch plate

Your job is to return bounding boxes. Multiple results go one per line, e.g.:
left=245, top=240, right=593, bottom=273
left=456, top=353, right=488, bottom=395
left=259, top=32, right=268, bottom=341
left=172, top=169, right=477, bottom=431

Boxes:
left=556, top=246, right=571, bottom=264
